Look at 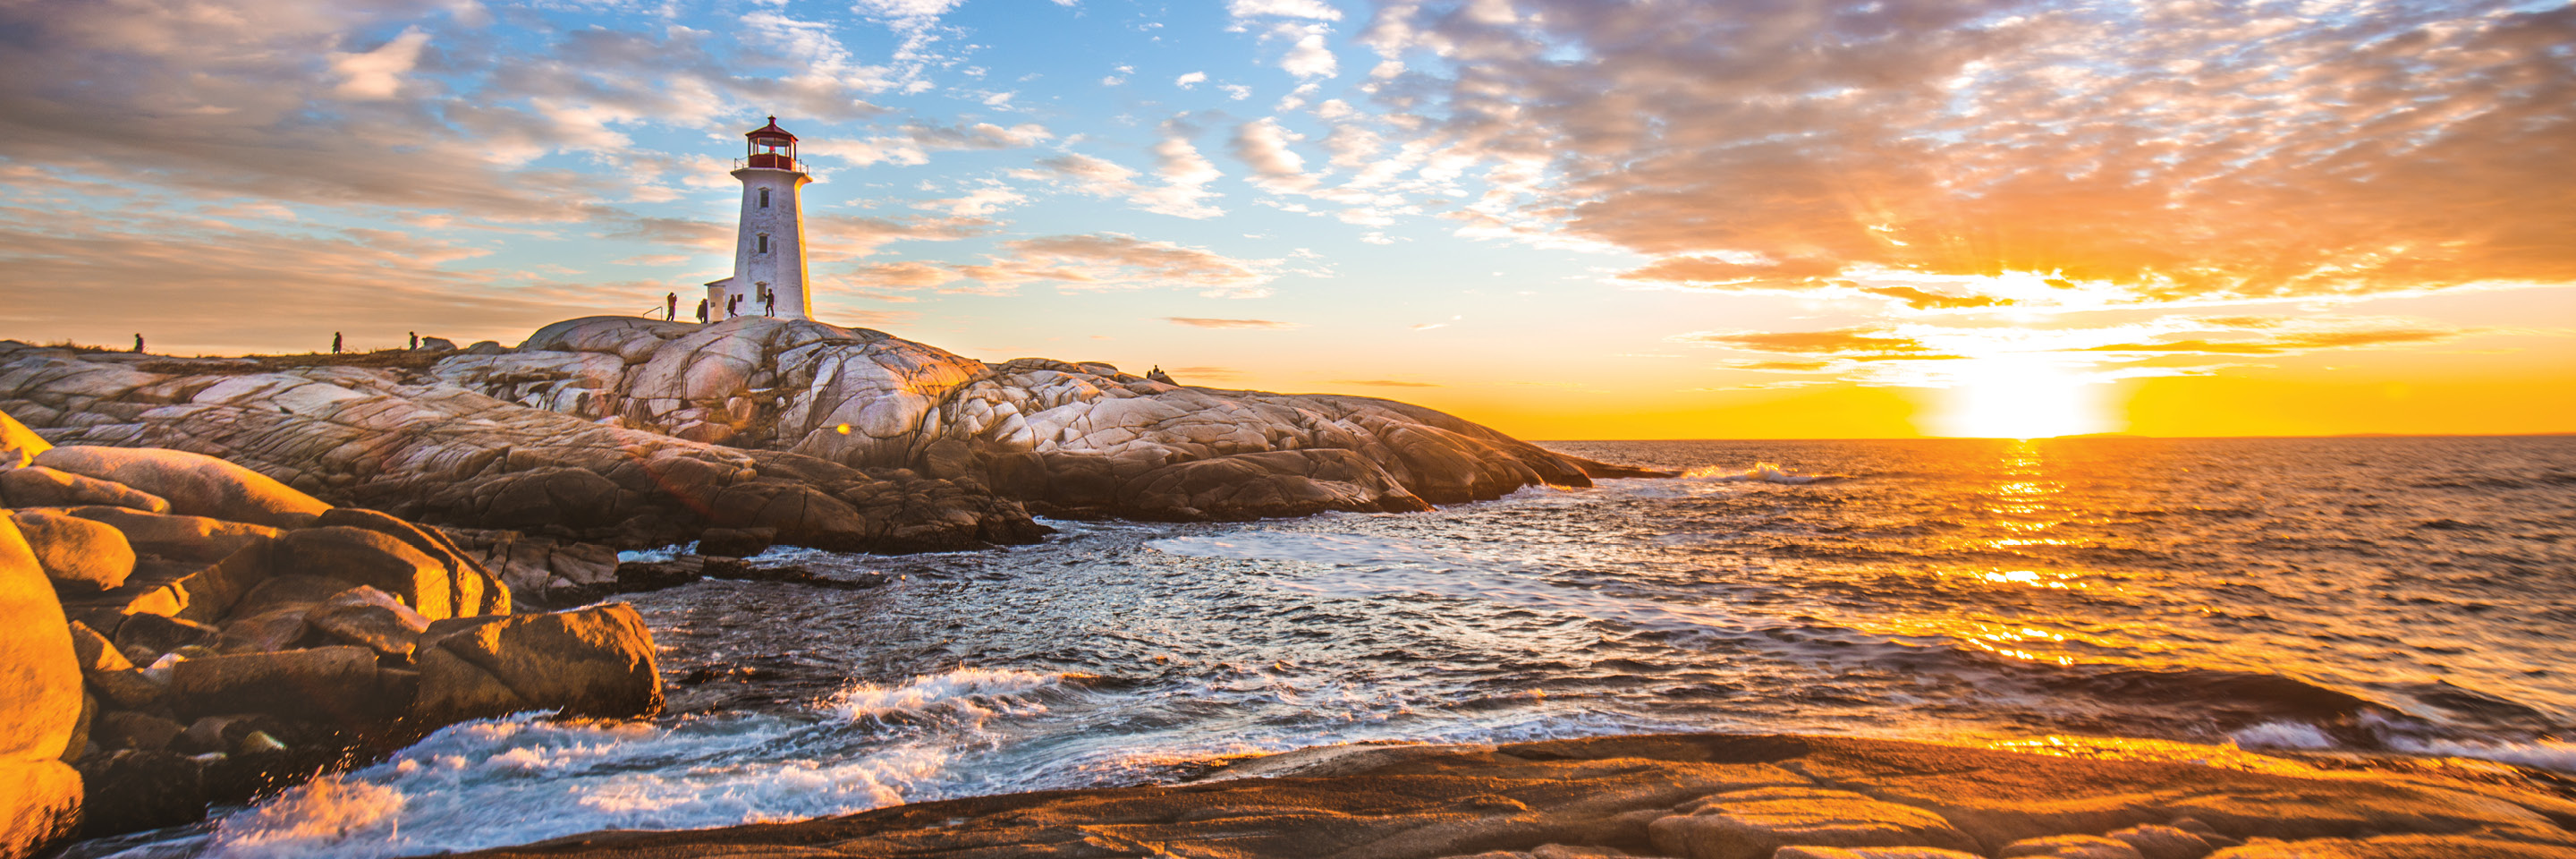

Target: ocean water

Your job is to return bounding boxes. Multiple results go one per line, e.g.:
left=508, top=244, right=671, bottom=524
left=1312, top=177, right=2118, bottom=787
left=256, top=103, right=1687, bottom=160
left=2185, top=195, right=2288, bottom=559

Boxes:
left=78, top=436, right=2576, bottom=858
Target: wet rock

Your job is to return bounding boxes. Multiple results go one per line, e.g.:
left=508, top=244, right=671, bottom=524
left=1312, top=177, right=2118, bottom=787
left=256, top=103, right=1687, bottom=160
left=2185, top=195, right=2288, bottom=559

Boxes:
left=1775, top=850, right=1987, bottom=859
left=166, top=645, right=395, bottom=725
left=62, top=506, right=283, bottom=563
left=76, top=749, right=208, bottom=837
left=67, top=621, right=162, bottom=709
left=436, top=527, right=617, bottom=608
left=423, top=603, right=660, bottom=720
left=317, top=507, right=511, bottom=615
left=274, top=526, right=481, bottom=620
left=2108, top=823, right=2216, bottom=859
left=12, top=508, right=136, bottom=591
left=309, top=585, right=431, bottom=659
left=91, top=710, right=184, bottom=753
left=0, top=464, right=171, bottom=513
left=216, top=606, right=316, bottom=653
left=228, top=574, right=361, bottom=618
left=113, top=612, right=220, bottom=658
left=415, top=646, right=535, bottom=726
left=696, top=526, right=775, bottom=557
left=2002, top=835, right=2147, bottom=858
left=1649, top=787, right=1981, bottom=859
left=34, top=445, right=329, bottom=528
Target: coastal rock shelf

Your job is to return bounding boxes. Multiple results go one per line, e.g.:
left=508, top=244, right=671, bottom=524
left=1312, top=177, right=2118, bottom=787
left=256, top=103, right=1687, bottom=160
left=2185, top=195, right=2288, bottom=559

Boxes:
left=436, top=316, right=1657, bottom=521
left=0, top=413, right=665, bottom=853
left=0, top=337, right=1047, bottom=554
left=461, top=733, right=2576, bottom=859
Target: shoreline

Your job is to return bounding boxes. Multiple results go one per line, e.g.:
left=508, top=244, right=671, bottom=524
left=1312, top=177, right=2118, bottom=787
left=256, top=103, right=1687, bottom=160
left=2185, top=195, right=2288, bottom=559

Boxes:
left=448, top=731, right=2576, bottom=859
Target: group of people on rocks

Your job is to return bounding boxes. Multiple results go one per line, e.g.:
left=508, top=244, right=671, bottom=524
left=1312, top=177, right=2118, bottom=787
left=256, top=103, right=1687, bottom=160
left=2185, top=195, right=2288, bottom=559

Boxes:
left=664, top=289, right=777, bottom=324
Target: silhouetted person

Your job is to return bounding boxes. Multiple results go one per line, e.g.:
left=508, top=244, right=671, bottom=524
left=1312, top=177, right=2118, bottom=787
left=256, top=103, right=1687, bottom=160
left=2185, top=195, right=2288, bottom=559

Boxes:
left=728, top=294, right=741, bottom=319
left=332, top=332, right=343, bottom=354
left=696, top=298, right=709, bottom=323
left=132, top=334, right=144, bottom=353
left=409, top=331, right=419, bottom=350
left=764, top=291, right=776, bottom=317
left=665, top=292, right=678, bottom=320
left=1148, top=365, right=1174, bottom=384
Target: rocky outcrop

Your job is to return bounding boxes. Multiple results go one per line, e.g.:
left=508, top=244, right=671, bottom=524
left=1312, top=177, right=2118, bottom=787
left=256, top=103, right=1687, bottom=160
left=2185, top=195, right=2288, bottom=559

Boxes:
left=0, top=318, right=1659, bottom=540
left=434, top=316, right=1655, bottom=521
left=0, top=427, right=670, bottom=846
left=0, top=516, right=82, bottom=859
left=0, top=341, right=1046, bottom=551
left=456, top=734, right=2576, bottom=859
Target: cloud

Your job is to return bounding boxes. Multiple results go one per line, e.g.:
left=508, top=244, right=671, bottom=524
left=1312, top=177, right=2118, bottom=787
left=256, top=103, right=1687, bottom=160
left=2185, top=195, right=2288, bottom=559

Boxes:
left=1016, top=126, right=1226, bottom=219
left=1230, top=0, right=1341, bottom=21
left=1163, top=317, right=1298, bottom=328
left=1348, top=0, right=2576, bottom=305
left=1231, top=117, right=1316, bottom=193
left=1167, top=365, right=1246, bottom=380
left=1331, top=378, right=1440, bottom=387
left=1676, top=316, right=2486, bottom=390
left=327, top=27, right=431, bottom=100
left=1674, top=328, right=1943, bottom=358
left=1176, top=72, right=1208, bottom=89
left=882, top=234, right=1280, bottom=297
left=1280, top=30, right=1339, bottom=79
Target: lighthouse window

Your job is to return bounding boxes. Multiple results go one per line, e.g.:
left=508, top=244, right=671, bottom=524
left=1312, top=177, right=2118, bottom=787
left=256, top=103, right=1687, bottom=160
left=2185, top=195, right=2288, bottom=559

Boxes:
left=758, top=188, right=770, bottom=208
left=758, top=234, right=769, bottom=253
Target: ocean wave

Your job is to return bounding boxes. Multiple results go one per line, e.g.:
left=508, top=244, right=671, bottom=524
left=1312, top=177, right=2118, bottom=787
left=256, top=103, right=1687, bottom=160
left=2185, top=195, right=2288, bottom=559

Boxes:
left=1680, top=463, right=1839, bottom=484
left=827, top=668, right=1071, bottom=725
left=2385, top=736, right=2576, bottom=773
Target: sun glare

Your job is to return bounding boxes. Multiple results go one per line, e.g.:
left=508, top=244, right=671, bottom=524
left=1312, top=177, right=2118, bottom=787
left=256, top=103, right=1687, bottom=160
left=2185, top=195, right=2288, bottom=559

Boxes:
left=1924, top=357, right=2115, bottom=438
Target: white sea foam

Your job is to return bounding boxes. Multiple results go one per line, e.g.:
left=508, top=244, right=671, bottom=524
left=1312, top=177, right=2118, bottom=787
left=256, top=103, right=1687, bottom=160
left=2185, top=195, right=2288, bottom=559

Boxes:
left=2229, top=720, right=2337, bottom=750
left=159, top=668, right=1074, bottom=859
left=828, top=668, right=1067, bottom=723
left=1682, top=462, right=1832, bottom=484
left=2386, top=736, right=2576, bottom=773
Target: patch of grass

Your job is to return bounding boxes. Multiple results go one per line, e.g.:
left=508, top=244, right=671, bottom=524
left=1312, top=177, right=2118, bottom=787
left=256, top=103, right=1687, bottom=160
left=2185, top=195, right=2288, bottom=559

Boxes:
left=240, top=349, right=447, bottom=371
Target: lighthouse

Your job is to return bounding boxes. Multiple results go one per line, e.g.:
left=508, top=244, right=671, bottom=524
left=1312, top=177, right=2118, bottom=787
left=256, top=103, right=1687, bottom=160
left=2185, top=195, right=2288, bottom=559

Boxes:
left=704, top=117, right=813, bottom=320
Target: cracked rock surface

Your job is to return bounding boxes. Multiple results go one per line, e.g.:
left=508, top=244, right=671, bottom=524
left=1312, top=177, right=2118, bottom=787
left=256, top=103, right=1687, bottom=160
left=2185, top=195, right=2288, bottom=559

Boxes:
left=0, top=338, right=1046, bottom=553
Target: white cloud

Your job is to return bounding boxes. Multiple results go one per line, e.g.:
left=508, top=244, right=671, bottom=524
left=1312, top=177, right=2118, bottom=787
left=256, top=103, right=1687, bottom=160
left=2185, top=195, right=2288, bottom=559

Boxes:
left=327, top=27, right=430, bottom=100
left=1281, top=30, right=1338, bottom=78
left=1175, top=71, right=1207, bottom=89
left=1229, top=0, right=1342, bottom=21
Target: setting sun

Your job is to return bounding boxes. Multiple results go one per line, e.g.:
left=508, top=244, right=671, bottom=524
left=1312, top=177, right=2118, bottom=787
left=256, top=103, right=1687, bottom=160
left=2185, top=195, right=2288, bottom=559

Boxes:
left=1922, top=357, right=2116, bottom=438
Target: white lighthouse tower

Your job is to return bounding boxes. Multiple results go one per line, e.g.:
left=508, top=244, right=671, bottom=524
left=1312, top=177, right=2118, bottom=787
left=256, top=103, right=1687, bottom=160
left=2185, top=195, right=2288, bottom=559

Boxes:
left=704, top=117, right=813, bottom=321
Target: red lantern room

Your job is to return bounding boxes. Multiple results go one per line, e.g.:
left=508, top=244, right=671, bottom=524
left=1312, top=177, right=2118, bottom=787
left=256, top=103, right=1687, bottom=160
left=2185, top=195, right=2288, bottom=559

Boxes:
left=745, top=116, right=798, bottom=170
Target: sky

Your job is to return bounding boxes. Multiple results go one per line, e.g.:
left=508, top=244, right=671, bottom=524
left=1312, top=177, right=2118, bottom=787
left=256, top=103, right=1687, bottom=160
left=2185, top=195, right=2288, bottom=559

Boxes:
left=1, top=0, right=2571, bottom=439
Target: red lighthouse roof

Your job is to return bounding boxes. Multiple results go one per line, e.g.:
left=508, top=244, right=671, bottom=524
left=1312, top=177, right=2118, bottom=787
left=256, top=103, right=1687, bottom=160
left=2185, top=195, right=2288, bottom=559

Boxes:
left=746, top=116, right=796, bottom=142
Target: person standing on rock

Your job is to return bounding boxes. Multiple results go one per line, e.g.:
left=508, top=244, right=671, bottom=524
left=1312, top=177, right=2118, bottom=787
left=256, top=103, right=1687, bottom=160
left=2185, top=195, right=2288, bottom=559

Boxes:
left=132, top=334, right=144, bottom=353
left=332, top=332, right=343, bottom=354
left=764, top=290, right=776, bottom=318
left=665, top=292, right=678, bottom=320
left=727, top=294, right=741, bottom=319
left=696, top=298, right=709, bottom=323
left=409, top=332, right=419, bottom=351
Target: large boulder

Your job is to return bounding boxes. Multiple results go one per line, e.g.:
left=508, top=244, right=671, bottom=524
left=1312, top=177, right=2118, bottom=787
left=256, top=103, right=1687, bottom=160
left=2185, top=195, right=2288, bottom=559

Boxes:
left=417, top=603, right=659, bottom=724
left=271, top=527, right=491, bottom=620
left=0, top=410, right=47, bottom=470
left=0, top=466, right=170, bottom=514
left=0, top=517, right=85, bottom=858
left=32, top=447, right=327, bottom=529
left=60, top=506, right=281, bottom=563
left=165, top=645, right=399, bottom=725
left=11, top=509, right=136, bottom=592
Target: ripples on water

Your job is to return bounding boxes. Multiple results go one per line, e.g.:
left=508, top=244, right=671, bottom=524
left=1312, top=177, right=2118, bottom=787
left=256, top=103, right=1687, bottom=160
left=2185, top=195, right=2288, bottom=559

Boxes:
left=87, top=436, right=2576, bottom=858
